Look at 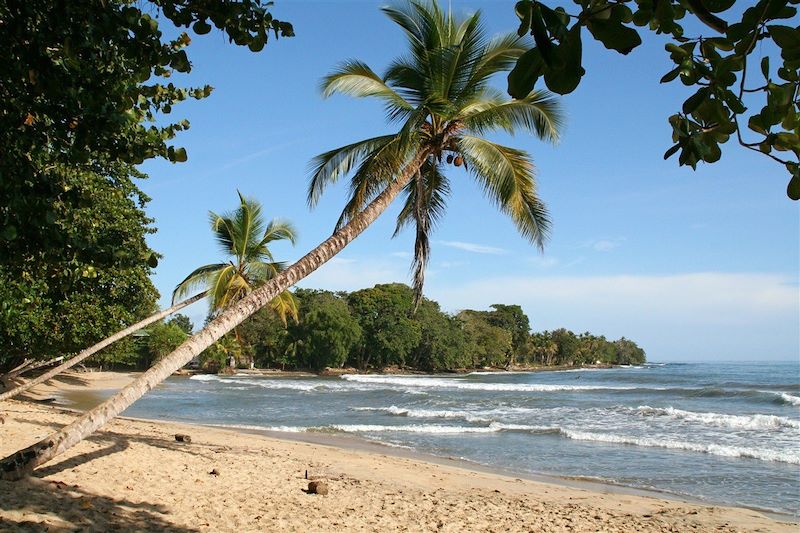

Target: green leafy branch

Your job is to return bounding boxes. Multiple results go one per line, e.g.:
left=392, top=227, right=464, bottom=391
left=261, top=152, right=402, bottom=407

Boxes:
left=509, top=0, right=800, bottom=199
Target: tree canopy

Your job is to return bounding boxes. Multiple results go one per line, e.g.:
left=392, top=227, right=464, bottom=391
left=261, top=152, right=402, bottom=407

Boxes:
left=203, top=282, right=647, bottom=373
left=508, top=0, right=800, bottom=199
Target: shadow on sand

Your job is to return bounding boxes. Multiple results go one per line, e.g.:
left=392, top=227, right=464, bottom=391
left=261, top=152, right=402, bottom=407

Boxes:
left=0, top=414, right=210, bottom=532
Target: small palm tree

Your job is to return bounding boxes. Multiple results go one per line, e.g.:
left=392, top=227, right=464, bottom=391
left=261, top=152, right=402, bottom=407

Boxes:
left=309, top=0, right=562, bottom=307
left=173, top=191, right=299, bottom=326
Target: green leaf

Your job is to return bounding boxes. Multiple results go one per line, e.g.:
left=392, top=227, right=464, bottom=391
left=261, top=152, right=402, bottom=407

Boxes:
left=682, top=88, right=709, bottom=115
left=761, top=56, right=770, bottom=80
left=193, top=20, right=212, bottom=35
left=542, top=25, right=584, bottom=95
left=508, top=47, right=544, bottom=99
left=588, top=18, right=641, bottom=55
left=515, top=1, right=533, bottom=37
left=147, top=253, right=159, bottom=268
left=173, top=147, right=188, bottom=162
left=663, top=143, right=681, bottom=160
left=787, top=172, right=800, bottom=200
left=660, top=67, right=680, bottom=83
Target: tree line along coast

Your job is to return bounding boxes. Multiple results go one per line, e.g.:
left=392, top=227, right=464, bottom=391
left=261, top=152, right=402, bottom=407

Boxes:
left=97, top=283, right=646, bottom=374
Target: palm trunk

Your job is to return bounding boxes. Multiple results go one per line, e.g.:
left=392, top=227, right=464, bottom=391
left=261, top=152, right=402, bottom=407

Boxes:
left=0, top=150, right=430, bottom=480
left=1, top=356, right=62, bottom=383
left=0, top=291, right=207, bottom=403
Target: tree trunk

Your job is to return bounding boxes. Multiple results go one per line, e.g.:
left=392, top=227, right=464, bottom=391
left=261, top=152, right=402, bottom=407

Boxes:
left=0, top=291, right=207, bottom=403
left=0, top=150, right=430, bottom=480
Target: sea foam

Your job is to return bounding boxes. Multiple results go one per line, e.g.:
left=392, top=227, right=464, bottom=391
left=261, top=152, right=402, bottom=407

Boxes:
left=634, top=405, right=800, bottom=430
left=560, top=429, right=800, bottom=465
left=340, top=374, right=636, bottom=392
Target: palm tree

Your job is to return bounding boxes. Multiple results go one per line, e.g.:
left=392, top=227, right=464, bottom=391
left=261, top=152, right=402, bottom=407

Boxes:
left=0, top=291, right=207, bottom=403
left=309, top=2, right=560, bottom=307
left=0, top=0, right=562, bottom=479
left=173, top=191, right=300, bottom=327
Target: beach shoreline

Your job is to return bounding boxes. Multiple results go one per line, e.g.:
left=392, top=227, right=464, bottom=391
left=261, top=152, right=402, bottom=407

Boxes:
left=0, top=370, right=796, bottom=531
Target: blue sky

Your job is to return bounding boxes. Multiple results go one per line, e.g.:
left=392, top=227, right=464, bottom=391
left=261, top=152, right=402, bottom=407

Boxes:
left=138, top=1, right=799, bottom=362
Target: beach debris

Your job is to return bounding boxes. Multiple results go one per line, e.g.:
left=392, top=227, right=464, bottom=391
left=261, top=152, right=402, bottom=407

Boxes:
left=307, top=481, right=328, bottom=495
left=209, top=468, right=220, bottom=476
left=174, top=434, right=192, bottom=443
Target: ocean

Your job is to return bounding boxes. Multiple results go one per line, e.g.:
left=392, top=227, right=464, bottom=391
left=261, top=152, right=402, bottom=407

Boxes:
left=120, top=361, right=800, bottom=515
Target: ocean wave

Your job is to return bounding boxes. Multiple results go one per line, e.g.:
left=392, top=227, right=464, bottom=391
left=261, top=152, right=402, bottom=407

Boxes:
left=634, top=406, right=800, bottom=430
left=189, top=374, right=219, bottom=381
left=352, top=405, right=493, bottom=423
left=209, top=423, right=306, bottom=433
left=325, top=422, right=557, bottom=435
left=340, top=374, right=636, bottom=392
left=772, top=392, right=800, bottom=406
left=560, top=429, right=800, bottom=465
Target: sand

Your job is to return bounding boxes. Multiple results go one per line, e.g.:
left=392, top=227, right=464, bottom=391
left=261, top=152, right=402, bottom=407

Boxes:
left=0, top=372, right=796, bottom=532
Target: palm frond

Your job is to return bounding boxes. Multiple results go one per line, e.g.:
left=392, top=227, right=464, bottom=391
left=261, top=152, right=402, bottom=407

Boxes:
left=269, top=290, right=300, bottom=326
left=458, top=135, right=550, bottom=248
left=321, top=60, right=413, bottom=119
left=209, top=211, right=236, bottom=256
left=232, top=191, right=266, bottom=263
left=172, top=263, right=227, bottom=304
left=461, top=91, right=563, bottom=142
left=257, top=219, right=297, bottom=249
left=246, top=261, right=286, bottom=285
left=208, top=264, right=238, bottom=313
left=307, top=135, right=399, bottom=207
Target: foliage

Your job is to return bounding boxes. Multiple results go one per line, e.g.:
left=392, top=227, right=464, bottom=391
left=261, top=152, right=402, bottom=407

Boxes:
left=0, top=1, right=292, bottom=372
left=199, top=335, right=242, bottom=372
left=140, top=321, right=189, bottom=368
left=0, top=165, right=159, bottom=371
left=458, top=310, right=514, bottom=368
left=310, top=0, right=563, bottom=308
left=288, top=290, right=362, bottom=371
left=168, top=314, right=194, bottom=335
left=348, top=284, right=422, bottom=369
left=483, top=304, right=531, bottom=365
left=509, top=0, right=800, bottom=198
left=412, top=298, right=469, bottom=370
left=237, top=307, right=291, bottom=368
left=173, top=191, right=299, bottom=323
left=217, top=281, right=646, bottom=372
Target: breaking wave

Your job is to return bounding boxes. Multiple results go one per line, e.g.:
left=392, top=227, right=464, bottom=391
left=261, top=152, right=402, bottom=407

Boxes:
left=634, top=406, right=800, bottom=430
left=341, top=374, right=636, bottom=392
left=560, top=429, right=800, bottom=465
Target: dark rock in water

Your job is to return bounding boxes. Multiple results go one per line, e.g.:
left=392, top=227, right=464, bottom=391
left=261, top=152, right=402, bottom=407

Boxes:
left=175, top=434, right=192, bottom=443
left=308, top=481, right=328, bottom=495
left=209, top=468, right=220, bottom=476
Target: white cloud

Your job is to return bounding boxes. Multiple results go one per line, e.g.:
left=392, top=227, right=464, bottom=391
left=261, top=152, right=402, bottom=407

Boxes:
left=528, top=256, right=559, bottom=268
left=592, top=240, right=620, bottom=252
left=578, top=238, right=626, bottom=252
left=298, top=256, right=409, bottom=292
left=390, top=251, right=412, bottom=259
left=438, top=240, right=507, bottom=255
left=427, top=272, right=799, bottom=361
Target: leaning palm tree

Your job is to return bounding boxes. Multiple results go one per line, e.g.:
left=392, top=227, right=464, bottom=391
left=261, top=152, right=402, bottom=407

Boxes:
left=0, top=292, right=207, bottom=403
left=173, top=191, right=299, bottom=329
left=0, top=0, right=562, bottom=479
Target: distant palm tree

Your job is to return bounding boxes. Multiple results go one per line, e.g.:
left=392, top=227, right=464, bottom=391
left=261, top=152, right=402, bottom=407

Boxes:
left=0, top=0, right=562, bottom=479
left=173, top=191, right=299, bottom=327
left=309, top=0, right=561, bottom=306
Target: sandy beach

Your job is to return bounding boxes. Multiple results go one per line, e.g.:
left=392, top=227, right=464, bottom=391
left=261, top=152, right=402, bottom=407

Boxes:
left=0, top=371, right=796, bottom=532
